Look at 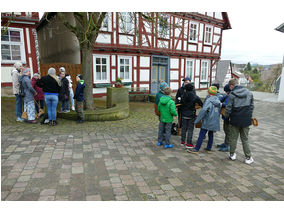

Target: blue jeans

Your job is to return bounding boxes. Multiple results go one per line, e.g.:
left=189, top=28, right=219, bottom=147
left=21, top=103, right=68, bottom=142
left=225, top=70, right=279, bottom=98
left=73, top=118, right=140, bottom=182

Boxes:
left=45, top=94, right=58, bottom=121
left=15, top=94, right=23, bottom=118
left=195, top=128, right=214, bottom=151
left=158, top=122, right=172, bottom=145
left=61, top=100, right=69, bottom=111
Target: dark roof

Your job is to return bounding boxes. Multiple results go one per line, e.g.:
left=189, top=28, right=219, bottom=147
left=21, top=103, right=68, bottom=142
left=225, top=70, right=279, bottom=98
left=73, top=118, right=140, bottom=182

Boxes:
left=36, top=12, right=57, bottom=31
left=215, top=60, right=231, bottom=84
left=275, top=23, right=284, bottom=33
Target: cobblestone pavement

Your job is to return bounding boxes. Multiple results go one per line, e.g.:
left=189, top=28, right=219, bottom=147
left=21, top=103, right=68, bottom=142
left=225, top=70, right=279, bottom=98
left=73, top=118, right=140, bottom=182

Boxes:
left=1, top=99, right=284, bottom=201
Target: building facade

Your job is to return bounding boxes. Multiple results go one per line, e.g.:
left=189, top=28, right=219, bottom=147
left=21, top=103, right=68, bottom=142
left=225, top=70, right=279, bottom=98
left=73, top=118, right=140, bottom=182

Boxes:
left=37, top=12, right=231, bottom=97
left=1, top=12, right=40, bottom=92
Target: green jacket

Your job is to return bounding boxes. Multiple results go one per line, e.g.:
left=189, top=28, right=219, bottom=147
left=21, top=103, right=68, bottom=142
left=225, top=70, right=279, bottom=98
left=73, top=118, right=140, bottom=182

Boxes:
left=158, top=96, right=177, bottom=123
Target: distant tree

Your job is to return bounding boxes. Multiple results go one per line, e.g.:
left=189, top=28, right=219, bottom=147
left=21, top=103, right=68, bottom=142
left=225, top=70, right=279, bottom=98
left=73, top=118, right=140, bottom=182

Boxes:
left=252, top=68, right=258, bottom=74
left=246, top=62, right=252, bottom=71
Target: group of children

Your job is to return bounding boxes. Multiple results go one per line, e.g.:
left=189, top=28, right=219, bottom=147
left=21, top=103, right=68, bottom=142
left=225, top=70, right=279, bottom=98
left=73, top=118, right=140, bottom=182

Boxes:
left=155, top=80, right=231, bottom=154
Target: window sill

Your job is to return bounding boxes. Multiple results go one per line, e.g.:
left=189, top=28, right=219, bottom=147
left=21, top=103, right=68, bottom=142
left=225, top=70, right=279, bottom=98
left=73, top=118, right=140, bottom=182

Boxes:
left=200, top=81, right=209, bottom=84
left=93, top=83, right=112, bottom=88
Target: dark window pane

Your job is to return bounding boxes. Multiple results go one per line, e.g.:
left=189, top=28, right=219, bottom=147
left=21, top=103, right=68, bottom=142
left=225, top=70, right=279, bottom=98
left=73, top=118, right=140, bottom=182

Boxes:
left=120, top=59, right=124, bottom=65
left=96, top=58, right=101, bottom=64
left=10, top=31, right=21, bottom=42
left=102, top=65, right=106, bottom=72
left=102, top=58, right=106, bottom=64
left=1, top=32, right=9, bottom=41
left=96, top=65, right=101, bottom=73
left=125, top=59, right=129, bottom=65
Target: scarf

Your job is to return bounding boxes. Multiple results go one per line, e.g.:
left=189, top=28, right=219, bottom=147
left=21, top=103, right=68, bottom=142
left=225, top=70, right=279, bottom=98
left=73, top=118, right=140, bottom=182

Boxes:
left=49, top=74, right=62, bottom=87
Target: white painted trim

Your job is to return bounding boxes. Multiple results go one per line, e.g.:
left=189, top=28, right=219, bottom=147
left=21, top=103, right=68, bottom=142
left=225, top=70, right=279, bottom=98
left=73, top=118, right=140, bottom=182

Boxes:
left=29, top=57, right=33, bottom=76
left=189, top=21, right=199, bottom=43
left=200, top=60, right=210, bottom=82
left=26, top=28, right=31, bottom=54
left=204, top=25, right=213, bottom=45
left=93, top=54, right=110, bottom=83
left=118, top=55, right=132, bottom=82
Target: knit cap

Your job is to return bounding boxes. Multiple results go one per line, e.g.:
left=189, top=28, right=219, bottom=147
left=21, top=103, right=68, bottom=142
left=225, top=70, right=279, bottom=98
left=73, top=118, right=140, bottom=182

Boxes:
left=160, top=82, right=168, bottom=92
left=208, top=86, right=218, bottom=95
left=23, top=68, right=30, bottom=74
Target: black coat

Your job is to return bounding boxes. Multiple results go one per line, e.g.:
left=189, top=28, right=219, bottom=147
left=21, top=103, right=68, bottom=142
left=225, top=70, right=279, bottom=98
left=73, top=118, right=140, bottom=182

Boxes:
left=180, top=87, right=203, bottom=118
left=59, top=77, right=70, bottom=101
left=36, top=75, right=61, bottom=94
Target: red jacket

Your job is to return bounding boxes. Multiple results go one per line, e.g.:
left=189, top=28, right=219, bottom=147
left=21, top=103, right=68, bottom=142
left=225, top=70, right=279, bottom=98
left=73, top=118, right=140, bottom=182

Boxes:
left=32, top=77, right=44, bottom=100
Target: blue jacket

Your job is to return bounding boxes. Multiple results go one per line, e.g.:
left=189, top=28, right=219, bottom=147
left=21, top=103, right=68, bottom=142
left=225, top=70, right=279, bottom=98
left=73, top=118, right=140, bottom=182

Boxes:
left=194, top=95, right=221, bottom=131
left=74, top=80, right=85, bottom=101
left=220, top=94, right=229, bottom=120
left=19, top=75, right=37, bottom=103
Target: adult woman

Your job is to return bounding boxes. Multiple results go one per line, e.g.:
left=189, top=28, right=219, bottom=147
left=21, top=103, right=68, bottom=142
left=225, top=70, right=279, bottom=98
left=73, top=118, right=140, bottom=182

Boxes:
left=31, top=73, right=44, bottom=117
left=36, top=67, right=61, bottom=126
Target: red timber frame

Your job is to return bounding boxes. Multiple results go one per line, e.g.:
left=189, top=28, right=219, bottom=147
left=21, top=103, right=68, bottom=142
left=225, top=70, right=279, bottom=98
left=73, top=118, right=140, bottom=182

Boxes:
left=92, top=12, right=230, bottom=95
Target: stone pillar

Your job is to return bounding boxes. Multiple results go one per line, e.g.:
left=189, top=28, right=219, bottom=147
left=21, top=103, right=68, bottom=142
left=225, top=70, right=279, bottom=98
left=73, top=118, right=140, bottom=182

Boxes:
left=107, top=87, right=129, bottom=108
left=278, top=55, right=284, bottom=102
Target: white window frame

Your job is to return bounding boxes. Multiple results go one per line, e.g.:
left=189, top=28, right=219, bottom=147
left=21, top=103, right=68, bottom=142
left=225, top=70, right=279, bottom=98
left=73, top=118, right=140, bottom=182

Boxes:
left=101, top=12, right=111, bottom=31
left=118, top=55, right=132, bottom=82
left=1, top=27, right=26, bottom=64
left=204, top=25, right=213, bottom=45
left=119, top=12, right=133, bottom=34
left=201, top=60, right=209, bottom=82
left=189, top=21, right=198, bottom=43
left=93, top=54, right=110, bottom=83
left=185, top=59, right=195, bottom=80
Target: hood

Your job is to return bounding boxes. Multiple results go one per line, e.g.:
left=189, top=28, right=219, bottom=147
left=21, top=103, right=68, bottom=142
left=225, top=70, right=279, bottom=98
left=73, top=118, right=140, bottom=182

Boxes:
left=159, top=96, right=172, bottom=105
left=19, top=74, right=27, bottom=82
left=11, top=69, right=19, bottom=76
left=208, top=95, right=220, bottom=107
left=231, top=85, right=248, bottom=98
left=78, top=80, right=85, bottom=87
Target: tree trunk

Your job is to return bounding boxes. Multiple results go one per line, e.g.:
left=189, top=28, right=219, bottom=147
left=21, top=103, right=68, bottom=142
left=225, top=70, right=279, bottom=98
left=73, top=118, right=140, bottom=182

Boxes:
left=81, top=46, right=94, bottom=110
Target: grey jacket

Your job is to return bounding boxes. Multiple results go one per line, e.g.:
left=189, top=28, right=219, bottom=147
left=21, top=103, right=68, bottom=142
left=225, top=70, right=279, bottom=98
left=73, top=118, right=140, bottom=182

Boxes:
left=225, top=85, right=254, bottom=127
left=194, top=95, right=221, bottom=131
left=11, top=69, right=21, bottom=95
left=19, top=75, right=37, bottom=103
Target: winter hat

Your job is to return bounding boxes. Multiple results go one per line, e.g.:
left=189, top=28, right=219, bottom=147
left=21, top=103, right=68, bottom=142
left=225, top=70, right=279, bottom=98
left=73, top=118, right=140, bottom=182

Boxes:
left=23, top=68, right=31, bottom=74
left=160, top=82, right=168, bottom=92
left=77, top=74, right=83, bottom=80
left=33, top=73, right=40, bottom=78
left=224, top=84, right=231, bottom=93
left=59, top=67, right=66, bottom=72
left=183, top=77, right=191, bottom=82
left=208, top=86, right=218, bottom=95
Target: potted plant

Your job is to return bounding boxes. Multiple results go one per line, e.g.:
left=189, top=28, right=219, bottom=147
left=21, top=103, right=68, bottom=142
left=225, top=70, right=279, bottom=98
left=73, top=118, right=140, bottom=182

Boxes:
left=115, top=77, right=123, bottom=88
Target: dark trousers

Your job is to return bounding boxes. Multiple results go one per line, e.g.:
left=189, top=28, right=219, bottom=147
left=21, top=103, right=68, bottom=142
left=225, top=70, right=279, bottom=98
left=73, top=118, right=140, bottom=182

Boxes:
left=158, top=122, right=172, bottom=145
left=181, top=118, right=194, bottom=144
left=35, top=100, right=44, bottom=113
left=195, top=128, right=214, bottom=151
left=76, top=101, right=84, bottom=121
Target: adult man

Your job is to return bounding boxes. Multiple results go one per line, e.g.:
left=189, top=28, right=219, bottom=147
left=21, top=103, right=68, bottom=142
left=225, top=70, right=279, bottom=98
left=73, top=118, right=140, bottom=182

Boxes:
left=225, top=78, right=254, bottom=164
left=11, top=62, right=24, bottom=122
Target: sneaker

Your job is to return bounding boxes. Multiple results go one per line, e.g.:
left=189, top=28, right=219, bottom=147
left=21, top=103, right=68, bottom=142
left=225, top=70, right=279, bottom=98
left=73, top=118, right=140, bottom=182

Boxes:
left=25, top=120, right=37, bottom=124
left=187, top=148, right=199, bottom=154
left=157, top=142, right=163, bottom=146
left=167, top=144, right=174, bottom=148
left=164, top=144, right=169, bottom=149
left=185, top=143, right=195, bottom=149
left=52, top=120, right=57, bottom=126
left=219, top=145, right=230, bottom=152
left=181, top=141, right=185, bottom=146
left=48, top=120, right=53, bottom=126
left=64, top=110, right=70, bottom=113
left=217, top=143, right=226, bottom=148
left=58, top=110, right=64, bottom=113
left=71, top=106, right=75, bottom=111
left=245, top=157, right=254, bottom=165
left=16, top=117, right=24, bottom=122
left=229, top=153, right=237, bottom=161
left=204, top=148, right=212, bottom=153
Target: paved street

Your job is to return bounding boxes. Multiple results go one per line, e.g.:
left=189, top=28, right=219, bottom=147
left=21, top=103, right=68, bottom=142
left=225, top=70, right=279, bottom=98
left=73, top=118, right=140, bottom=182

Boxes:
left=1, top=99, right=284, bottom=201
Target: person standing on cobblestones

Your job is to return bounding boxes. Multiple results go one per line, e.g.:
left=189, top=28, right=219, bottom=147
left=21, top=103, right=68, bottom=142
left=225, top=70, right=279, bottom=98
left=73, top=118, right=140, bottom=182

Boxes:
left=36, top=67, right=61, bottom=126
left=11, top=62, right=24, bottom=122
left=19, top=68, right=37, bottom=124
left=225, top=78, right=254, bottom=165
left=157, top=87, right=177, bottom=149
left=74, top=74, right=85, bottom=123
left=58, top=70, right=70, bottom=113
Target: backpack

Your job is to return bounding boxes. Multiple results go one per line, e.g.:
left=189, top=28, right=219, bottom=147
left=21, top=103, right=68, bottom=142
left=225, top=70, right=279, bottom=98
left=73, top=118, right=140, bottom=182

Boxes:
left=171, top=122, right=178, bottom=135
left=19, top=80, right=25, bottom=97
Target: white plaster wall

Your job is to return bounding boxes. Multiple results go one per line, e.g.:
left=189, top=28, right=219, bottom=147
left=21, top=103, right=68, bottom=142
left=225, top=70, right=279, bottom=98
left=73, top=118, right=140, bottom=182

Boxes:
left=170, top=71, right=179, bottom=80
left=140, top=56, right=150, bottom=67
left=183, top=41, right=187, bottom=51
left=170, top=82, right=179, bottom=90
left=119, top=35, right=133, bottom=45
left=158, top=40, right=169, bottom=49
left=112, top=55, right=116, bottom=66
left=215, top=12, right=223, bottom=20
left=195, top=78, right=199, bottom=89
left=139, top=84, right=149, bottom=90
left=207, top=12, right=214, bottom=17
left=1, top=66, right=13, bottom=83
left=213, top=35, right=220, bottom=43
left=170, top=58, right=179, bottom=69
left=189, top=45, right=197, bottom=51
left=134, top=69, right=137, bottom=81
left=134, top=56, right=137, bottom=67
left=204, top=46, right=211, bottom=53
left=214, top=27, right=221, bottom=34
left=140, top=69, right=150, bottom=81
left=214, top=46, right=220, bottom=54
left=198, top=43, right=202, bottom=52
left=195, top=60, right=200, bottom=76
left=112, top=69, right=116, bottom=81
left=181, top=59, right=184, bottom=77
left=97, top=33, right=111, bottom=44
left=93, top=88, right=107, bottom=94
left=199, top=23, right=204, bottom=41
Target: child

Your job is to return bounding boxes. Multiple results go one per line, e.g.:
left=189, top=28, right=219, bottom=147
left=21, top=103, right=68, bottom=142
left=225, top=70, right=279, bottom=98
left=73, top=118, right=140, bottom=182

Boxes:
left=217, top=84, right=231, bottom=152
left=157, top=87, right=178, bottom=149
left=180, top=83, right=203, bottom=148
left=187, top=86, right=221, bottom=154
left=31, top=73, right=45, bottom=118
left=74, top=74, right=85, bottom=123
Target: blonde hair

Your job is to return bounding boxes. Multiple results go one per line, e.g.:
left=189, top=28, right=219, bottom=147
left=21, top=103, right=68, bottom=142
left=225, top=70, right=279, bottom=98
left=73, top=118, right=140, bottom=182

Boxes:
left=229, top=78, right=238, bottom=86
left=163, top=87, right=172, bottom=95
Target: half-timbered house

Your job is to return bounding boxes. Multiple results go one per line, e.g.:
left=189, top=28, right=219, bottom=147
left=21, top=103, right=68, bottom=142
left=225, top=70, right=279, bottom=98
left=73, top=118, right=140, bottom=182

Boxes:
left=37, top=12, right=231, bottom=97
left=1, top=12, right=40, bottom=94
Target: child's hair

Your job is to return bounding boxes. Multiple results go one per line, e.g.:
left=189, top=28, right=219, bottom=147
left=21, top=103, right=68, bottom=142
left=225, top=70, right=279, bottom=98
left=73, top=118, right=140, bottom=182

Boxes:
left=163, top=87, right=171, bottom=95
left=77, top=74, right=83, bottom=80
